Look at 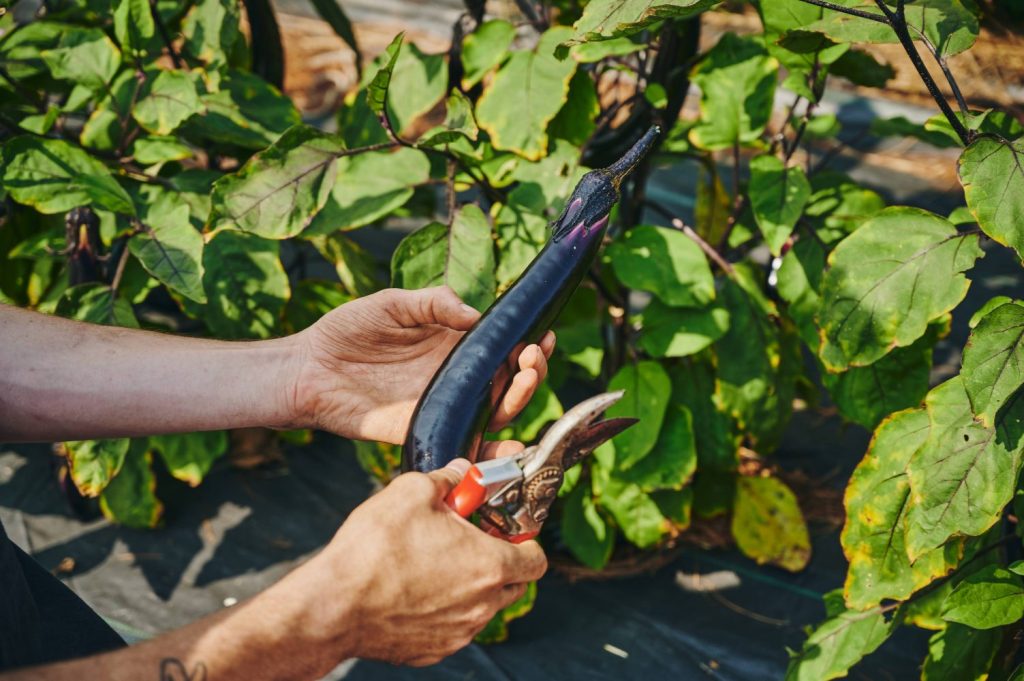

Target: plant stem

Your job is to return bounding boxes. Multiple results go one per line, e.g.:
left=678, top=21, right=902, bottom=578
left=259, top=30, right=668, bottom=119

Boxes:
left=918, top=34, right=969, bottom=117
left=646, top=201, right=735, bottom=277
left=797, top=0, right=889, bottom=22
left=150, top=0, right=183, bottom=69
left=874, top=0, right=971, bottom=145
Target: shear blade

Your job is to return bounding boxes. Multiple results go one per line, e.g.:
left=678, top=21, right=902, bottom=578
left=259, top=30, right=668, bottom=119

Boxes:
left=562, top=416, right=638, bottom=468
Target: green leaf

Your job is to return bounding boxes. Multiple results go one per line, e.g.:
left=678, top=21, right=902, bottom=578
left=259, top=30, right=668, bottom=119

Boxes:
left=2, top=136, right=134, bottom=215
left=18, top=105, right=61, bottom=136
left=99, top=439, right=163, bottom=528
left=921, top=623, right=999, bottom=681
left=905, top=378, right=1024, bottom=559
left=615, top=404, right=697, bottom=492
left=689, top=34, right=778, bottom=151
left=0, top=20, right=69, bottom=81
left=130, top=203, right=206, bottom=303
left=607, top=225, right=715, bottom=307
left=309, top=234, right=380, bottom=297
left=390, top=206, right=497, bottom=312
left=548, top=69, right=599, bottom=147
left=870, top=116, right=958, bottom=149
left=181, top=0, right=242, bottom=68
left=598, top=473, right=668, bottom=549
left=80, top=70, right=140, bottom=152
left=829, top=48, right=895, bottom=88
left=670, top=361, right=740, bottom=471
left=384, top=41, right=448, bottom=137
left=569, top=37, right=644, bottom=63
left=353, top=440, right=401, bottom=483
left=824, top=318, right=946, bottom=430
left=606, top=361, right=672, bottom=468
left=418, top=90, right=479, bottom=147
left=554, top=286, right=604, bottom=378
left=366, top=33, right=404, bottom=119
left=841, top=408, right=960, bottom=609
left=461, top=19, right=516, bottom=89
left=199, top=230, right=290, bottom=339
left=307, top=147, right=430, bottom=235
left=41, top=27, right=121, bottom=91
left=113, top=0, right=158, bottom=59
left=962, top=302, right=1024, bottom=428
left=804, top=171, right=886, bottom=244
left=777, top=236, right=826, bottom=347
left=942, top=564, right=1024, bottom=629
left=785, top=605, right=894, bottom=681
left=562, top=483, right=616, bottom=569
left=283, top=280, right=350, bottom=333
left=476, top=27, right=577, bottom=161
left=802, top=0, right=979, bottom=58
left=650, top=487, right=693, bottom=527
left=150, top=431, right=228, bottom=486
left=132, top=70, right=202, bottom=136
left=132, top=136, right=193, bottom=165
left=190, top=70, right=301, bottom=149
left=475, top=581, right=537, bottom=644
left=308, top=0, right=360, bottom=71
left=733, top=474, right=810, bottom=572
left=749, top=155, right=811, bottom=255
left=56, top=283, right=139, bottom=328
left=63, top=438, right=131, bottom=497
left=969, top=296, right=1013, bottom=329
left=637, top=299, right=729, bottom=358
left=209, top=125, right=345, bottom=239
left=818, top=207, right=982, bottom=371
left=958, top=136, right=1024, bottom=262
left=566, top=0, right=719, bottom=45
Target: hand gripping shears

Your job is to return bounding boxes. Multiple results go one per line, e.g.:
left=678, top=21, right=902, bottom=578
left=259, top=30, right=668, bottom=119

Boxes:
left=444, top=391, right=637, bottom=543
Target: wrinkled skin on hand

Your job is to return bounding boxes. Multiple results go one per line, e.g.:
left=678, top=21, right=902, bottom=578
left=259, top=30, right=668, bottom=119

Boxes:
left=296, top=459, right=548, bottom=667
left=288, top=286, right=555, bottom=444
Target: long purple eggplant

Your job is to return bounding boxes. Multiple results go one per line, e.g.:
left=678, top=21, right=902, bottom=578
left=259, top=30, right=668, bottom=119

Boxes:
left=402, top=126, right=661, bottom=473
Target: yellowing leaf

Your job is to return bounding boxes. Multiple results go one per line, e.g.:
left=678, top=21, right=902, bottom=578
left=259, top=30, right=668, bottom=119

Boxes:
left=732, top=474, right=810, bottom=572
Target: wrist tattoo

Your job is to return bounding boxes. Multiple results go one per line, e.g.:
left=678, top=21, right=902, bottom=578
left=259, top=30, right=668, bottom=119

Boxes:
left=159, top=658, right=208, bottom=681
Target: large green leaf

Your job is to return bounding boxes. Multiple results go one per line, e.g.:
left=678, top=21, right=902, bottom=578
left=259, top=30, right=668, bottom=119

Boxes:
left=670, top=361, right=740, bottom=471
left=824, top=317, right=946, bottom=430
left=942, top=564, right=1024, bottom=629
left=384, top=41, right=448, bottom=137
left=606, top=361, right=672, bottom=468
left=607, top=225, right=715, bottom=307
left=841, top=408, right=960, bottom=609
left=460, top=19, right=516, bottom=89
left=804, top=171, right=886, bottom=245
left=132, top=70, right=202, bottom=136
left=689, top=33, right=778, bottom=151
left=476, top=27, right=577, bottom=161
left=199, top=230, right=290, bottom=339
left=921, top=623, right=999, bottom=681
left=596, top=471, right=668, bottom=549
left=80, top=70, right=140, bottom=152
left=41, top=27, right=121, bottom=91
left=566, top=0, right=719, bottom=45
left=2, top=136, right=134, bottom=215
left=189, top=70, right=301, bottom=149
left=547, top=69, right=599, bottom=147
left=958, top=136, right=1024, bottom=262
left=785, top=605, right=894, bottom=681
left=130, top=202, right=206, bottom=303
left=802, top=0, right=979, bottom=58
left=777, top=236, right=825, bottom=346
left=637, top=299, right=729, bottom=358
left=390, top=205, right=497, bottom=312
left=99, top=440, right=163, bottom=528
left=56, top=283, right=139, bottom=328
left=749, top=154, right=811, bottom=256
left=181, top=0, right=242, bottom=69
left=309, top=234, right=381, bottom=297
left=113, top=0, right=158, bottom=59
left=818, top=207, right=982, bottom=370
left=307, top=147, right=430, bottom=235
left=561, top=483, right=616, bottom=569
left=905, top=378, right=1024, bottom=559
left=366, top=33, right=403, bottom=120
left=732, top=474, right=810, bottom=572
left=208, top=125, right=345, bottom=239
left=150, top=431, right=228, bottom=486
left=615, top=404, right=697, bottom=492
left=418, top=90, right=479, bottom=148
left=64, top=438, right=131, bottom=497
left=962, top=301, right=1024, bottom=428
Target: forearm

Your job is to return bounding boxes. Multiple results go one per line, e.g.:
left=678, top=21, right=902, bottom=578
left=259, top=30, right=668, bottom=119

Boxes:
left=0, top=305, right=304, bottom=442
left=1, top=561, right=356, bottom=681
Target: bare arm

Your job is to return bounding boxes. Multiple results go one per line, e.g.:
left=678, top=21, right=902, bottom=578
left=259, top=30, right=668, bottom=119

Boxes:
left=0, top=286, right=554, bottom=444
left=2, top=461, right=548, bottom=680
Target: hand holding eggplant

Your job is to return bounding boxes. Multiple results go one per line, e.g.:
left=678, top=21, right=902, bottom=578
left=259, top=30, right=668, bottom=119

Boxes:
left=285, top=286, right=555, bottom=444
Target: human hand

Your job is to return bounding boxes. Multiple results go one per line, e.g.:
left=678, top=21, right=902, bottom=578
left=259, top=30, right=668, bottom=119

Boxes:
left=288, top=458, right=547, bottom=667
left=287, top=286, right=555, bottom=443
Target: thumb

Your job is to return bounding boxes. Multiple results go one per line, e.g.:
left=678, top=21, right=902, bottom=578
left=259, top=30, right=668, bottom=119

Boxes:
left=426, top=457, right=472, bottom=497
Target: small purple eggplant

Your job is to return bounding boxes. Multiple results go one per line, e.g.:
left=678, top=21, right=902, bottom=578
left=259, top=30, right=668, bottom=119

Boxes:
left=403, top=126, right=660, bottom=473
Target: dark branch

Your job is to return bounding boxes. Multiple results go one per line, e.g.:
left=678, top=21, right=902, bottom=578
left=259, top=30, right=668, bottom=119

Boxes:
left=797, top=0, right=889, bottom=23
left=149, top=0, right=183, bottom=69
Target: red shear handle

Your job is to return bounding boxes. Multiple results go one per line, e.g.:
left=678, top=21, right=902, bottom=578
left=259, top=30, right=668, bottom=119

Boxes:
left=445, top=465, right=487, bottom=518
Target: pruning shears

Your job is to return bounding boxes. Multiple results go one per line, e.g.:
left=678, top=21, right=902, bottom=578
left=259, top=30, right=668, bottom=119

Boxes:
left=445, top=391, right=637, bottom=543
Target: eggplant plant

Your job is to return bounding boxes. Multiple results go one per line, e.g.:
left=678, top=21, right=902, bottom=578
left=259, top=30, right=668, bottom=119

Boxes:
left=2, top=0, right=1024, bottom=673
